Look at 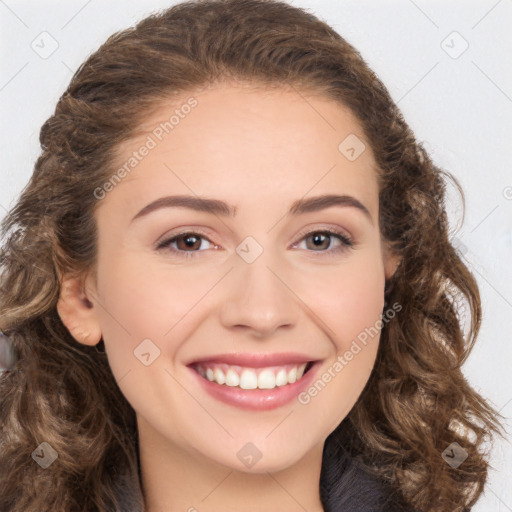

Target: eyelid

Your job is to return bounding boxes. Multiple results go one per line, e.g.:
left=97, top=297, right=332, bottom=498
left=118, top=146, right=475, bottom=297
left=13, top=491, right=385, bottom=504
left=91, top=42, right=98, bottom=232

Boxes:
left=291, top=224, right=353, bottom=247
left=156, top=223, right=353, bottom=246
left=154, top=226, right=219, bottom=249
left=155, top=224, right=356, bottom=261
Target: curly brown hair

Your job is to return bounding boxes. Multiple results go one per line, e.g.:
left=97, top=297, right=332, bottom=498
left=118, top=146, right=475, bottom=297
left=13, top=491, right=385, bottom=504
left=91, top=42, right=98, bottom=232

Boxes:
left=0, top=0, right=504, bottom=510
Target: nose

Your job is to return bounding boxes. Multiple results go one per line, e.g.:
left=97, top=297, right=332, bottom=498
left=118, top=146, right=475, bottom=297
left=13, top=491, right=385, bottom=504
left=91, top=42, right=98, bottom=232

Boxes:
left=219, top=256, right=300, bottom=338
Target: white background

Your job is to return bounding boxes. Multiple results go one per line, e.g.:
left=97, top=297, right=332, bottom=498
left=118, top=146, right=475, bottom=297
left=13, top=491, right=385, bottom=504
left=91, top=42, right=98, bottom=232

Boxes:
left=1, top=0, right=511, bottom=510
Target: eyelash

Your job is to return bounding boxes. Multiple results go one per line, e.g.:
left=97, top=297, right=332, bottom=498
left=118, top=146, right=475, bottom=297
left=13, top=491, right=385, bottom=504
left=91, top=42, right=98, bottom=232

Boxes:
left=155, top=227, right=354, bottom=259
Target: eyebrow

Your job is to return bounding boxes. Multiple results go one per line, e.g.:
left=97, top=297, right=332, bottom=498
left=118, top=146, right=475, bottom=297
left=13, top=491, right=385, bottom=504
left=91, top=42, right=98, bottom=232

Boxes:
left=130, top=193, right=373, bottom=224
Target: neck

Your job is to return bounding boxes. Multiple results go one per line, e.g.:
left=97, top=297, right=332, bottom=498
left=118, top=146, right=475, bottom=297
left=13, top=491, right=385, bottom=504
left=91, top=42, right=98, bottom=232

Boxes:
left=137, top=415, right=326, bottom=512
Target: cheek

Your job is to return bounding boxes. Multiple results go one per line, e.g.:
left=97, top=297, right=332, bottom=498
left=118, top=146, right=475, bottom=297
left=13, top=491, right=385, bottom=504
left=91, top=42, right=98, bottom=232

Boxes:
left=106, top=258, right=217, bottom=332
left=299, top=253, right=386, bottom=351
left=92, top=253, right=214, bottom=366
left=295, top=257, right=385, bottom=430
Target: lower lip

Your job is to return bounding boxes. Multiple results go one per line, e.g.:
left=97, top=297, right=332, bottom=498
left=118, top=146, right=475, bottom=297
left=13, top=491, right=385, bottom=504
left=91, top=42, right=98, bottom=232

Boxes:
left=187, top=361, right=321, bottom=411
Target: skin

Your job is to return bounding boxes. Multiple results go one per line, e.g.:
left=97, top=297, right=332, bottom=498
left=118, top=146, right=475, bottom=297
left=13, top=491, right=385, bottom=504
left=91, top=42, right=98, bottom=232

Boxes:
left=57, top=83, right=399, bottom=512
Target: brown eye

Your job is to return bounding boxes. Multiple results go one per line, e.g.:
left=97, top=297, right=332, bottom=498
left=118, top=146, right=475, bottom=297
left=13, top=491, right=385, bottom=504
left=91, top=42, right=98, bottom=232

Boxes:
left=293, top=229, right=353, bottom=257
left=156, top=228, right=354, bottom=260
left=156, top=231, right=214, bottom=257
left=305, top=232, right=332, bottom=251
left=175, top=234, right=202, bottom=251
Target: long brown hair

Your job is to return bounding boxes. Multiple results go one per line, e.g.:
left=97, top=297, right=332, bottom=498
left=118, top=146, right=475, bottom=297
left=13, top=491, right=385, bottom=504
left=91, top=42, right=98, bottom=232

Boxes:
left=0, top=1, right=503, bottom=510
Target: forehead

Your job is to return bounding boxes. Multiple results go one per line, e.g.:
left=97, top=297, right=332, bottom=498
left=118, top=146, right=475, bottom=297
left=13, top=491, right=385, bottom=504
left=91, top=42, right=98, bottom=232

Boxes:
left=100, top=84, right=379, bottom=221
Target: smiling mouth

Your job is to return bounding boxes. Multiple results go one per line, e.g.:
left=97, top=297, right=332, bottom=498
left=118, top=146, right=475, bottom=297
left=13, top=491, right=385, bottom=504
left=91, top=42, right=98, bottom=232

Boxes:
left=191, top=360, right=315, bottom=390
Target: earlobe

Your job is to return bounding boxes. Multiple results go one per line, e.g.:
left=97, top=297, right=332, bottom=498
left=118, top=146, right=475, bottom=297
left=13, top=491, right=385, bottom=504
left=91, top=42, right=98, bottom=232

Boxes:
left=56, top=275, right=102, bottom=347
left=384, top=249, right=401, bottom=281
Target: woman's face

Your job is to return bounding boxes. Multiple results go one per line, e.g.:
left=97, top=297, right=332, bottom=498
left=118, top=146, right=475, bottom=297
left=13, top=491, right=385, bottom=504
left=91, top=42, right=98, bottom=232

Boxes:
left=77, top=83, right=398, bottom=473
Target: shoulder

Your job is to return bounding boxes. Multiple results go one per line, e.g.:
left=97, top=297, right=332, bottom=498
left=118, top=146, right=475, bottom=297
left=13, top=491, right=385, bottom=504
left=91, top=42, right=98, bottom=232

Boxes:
left=320, top=438, right=417, bottom=512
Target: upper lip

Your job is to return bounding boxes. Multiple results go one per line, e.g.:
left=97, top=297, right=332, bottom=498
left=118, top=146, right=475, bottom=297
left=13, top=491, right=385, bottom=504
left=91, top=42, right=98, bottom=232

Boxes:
left=187, top=352, right=320, bottom=368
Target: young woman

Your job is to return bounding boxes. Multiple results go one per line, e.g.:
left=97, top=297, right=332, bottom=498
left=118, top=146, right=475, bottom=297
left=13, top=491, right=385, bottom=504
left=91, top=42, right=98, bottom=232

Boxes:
left=0, top=1, right=503, bottom=511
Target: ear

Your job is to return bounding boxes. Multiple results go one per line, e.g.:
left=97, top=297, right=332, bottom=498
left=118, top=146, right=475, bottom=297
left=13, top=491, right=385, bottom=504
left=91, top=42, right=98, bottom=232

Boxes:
left=383, top=246, right=401, bottom=282
left=56, top=273, right=102, bottom=347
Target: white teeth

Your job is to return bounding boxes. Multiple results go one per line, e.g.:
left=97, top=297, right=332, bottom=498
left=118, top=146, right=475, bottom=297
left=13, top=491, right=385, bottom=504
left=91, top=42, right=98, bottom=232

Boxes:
left=257, top=368, right=276, bottom=389
left=213, top=367, right=225, bottom=385
left=240, top=369, right=258, bottom=389
left=225, top=368, right=240, bottom=386
left=198, top=362, right=310, bottom=389
left=275, top=368, right=288, bottom=387
left=297, top=362, right=307, bottom=380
